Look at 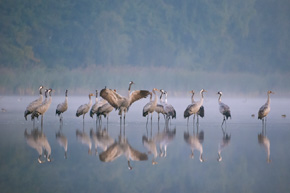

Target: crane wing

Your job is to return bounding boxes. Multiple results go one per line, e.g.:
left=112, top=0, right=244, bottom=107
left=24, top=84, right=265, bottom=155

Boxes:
left=129, top=90, right=150, bottom=106
left=128, top=145, right=148, bottom=161
left=99, top=143, right=122, bottom=162
left=100, top=88, right=123, bottom=109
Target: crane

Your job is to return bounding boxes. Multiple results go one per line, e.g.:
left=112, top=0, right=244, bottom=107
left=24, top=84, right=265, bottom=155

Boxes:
left=100, top=81, right=150, bottom=123
left=31, top=88, right=53, bottom=125
left=184, top=89, right=206, bottom=125
left=143, top=88, right=159, bottom=126
left=217, top=91, right=231, bottom=127
left=258, top=90, right=274, bottom=127
left=76, top=93, right=94, bottom=121
left=55, top=89, right=68, bottom=123
left=24, top=86, right=44, bottom=120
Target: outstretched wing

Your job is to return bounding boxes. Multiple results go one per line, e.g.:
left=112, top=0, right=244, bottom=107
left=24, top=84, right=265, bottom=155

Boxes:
left=129, top=90, right=150, bottom=106
left=100, top=88, right=123, bottom=109
left=99, top=143, right=121, bottom=162
left=128, top=145, right=148, bottom=161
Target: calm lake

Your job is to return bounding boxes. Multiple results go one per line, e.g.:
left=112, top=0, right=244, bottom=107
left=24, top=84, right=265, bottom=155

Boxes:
left=0, top=95, right=290, bottom=193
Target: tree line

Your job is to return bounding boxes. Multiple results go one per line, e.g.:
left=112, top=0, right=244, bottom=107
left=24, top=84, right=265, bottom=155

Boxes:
left=0, top=0, right=289, bottom=73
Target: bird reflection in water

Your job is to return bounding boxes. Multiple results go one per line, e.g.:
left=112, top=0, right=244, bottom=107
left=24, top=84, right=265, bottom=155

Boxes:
left=154, top=125, right=176, bottom=158
left=217, top=127, right=231, bottom=162
left=90, top=124, right=114, bottom=155
left=258, top=126, right=271, bottom=163
left=99, top=125, right=148, bottom=170
left=184, top=124, right=205, bottom=162
left=76, top=125, right=92, bottom=155
left=143, top=124, right=176, bottom=164
left=24, top=125, right=52, bottom=163
left=56, top=124, right=68, bottom=159
left=142, top=124, right=158, bottom=165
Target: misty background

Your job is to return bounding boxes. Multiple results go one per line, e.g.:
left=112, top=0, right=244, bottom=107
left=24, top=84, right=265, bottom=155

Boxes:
left=0, top=0, right=289, bottom=96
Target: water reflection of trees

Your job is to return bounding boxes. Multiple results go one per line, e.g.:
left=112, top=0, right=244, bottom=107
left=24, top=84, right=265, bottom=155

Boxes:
left=99, top=125, right=148, bottom=170
left=24, top=125, right=52, bottom=163
left=184, top=125, right=205, bottom=162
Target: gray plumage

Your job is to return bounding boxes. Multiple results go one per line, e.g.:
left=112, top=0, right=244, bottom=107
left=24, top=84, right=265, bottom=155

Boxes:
left=76, top=93, right=94, bottom=120
left=24, top=86, right=44, bottom=120
left=31, top=89, right=52, bottom=120
left=90, top=90, right=104, bottom=118
left=184, top=89, right=206, bottom=124
left=96, top=102, right=114, bottom=119
left=184, top=90, right=205, bottom=119
left=217, top=91, right=231, bottom=124
left=154, top=91, right=166, bottom=122
left=56, top=90, right=68, bottom=120
left=100, top=81, right=150, bottom=121
left=162, top=90, right=176, bottom=120
left=143, top=88, right=159, bottom=125
left=258, top=91, right=274, bottom=120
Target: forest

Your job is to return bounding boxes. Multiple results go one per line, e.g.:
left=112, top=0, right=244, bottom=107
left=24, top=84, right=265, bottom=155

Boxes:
left=0, top=0, right=289, bottom=95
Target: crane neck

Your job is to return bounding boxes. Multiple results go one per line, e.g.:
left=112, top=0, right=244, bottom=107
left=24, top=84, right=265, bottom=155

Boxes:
left=153, top=90, right=158, bottom=104
left=191, top=93, right=195, bottom=103
left=218, top=94, right=222, bottom=103
left=128, top=83, right=133, bottom=91
left=88, top=95, right=92, bottom=106
left=164, top=94, right=168, bottom=103
left=159, top=93, right=163, bottom=102
left=266, top=92, right=271, bottom=105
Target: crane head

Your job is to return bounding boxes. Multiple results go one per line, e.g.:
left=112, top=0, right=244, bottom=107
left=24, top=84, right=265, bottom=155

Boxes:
left=217, top=91, right=223, bottom=95
left=268, top=90, right=274, bottom=94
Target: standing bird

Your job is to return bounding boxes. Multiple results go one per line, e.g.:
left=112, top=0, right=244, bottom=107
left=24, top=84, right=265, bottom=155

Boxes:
left=76, top=93, right=94, bottom=121
left=24, top=86, right=44, bottom=120
left=31, top=89, right=53, bottom=124
left=90, top=90, right=104, bottom=120
left=190, top=90, right=204, bottom=118
left=258, top=91, right=274, bottom=126
left=161, top=90, right=176, bottom=122
left=217, top=91, right=231, bottom=127
left=56, top=89, right=68, bottom=122
left=100, top=81, right=150, bottom=123
left=154, top=91, right=166, bottom=123
left=96, top=102, right=114, bottom=124
left=143, top=88, right=159, bottom=126
left=184, top=89, right=207, bottom=125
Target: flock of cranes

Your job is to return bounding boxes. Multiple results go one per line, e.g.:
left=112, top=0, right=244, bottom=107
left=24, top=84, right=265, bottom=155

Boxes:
left=22, top=82, right=277, bottom=166
left=24, top=82, right=275, bottom=128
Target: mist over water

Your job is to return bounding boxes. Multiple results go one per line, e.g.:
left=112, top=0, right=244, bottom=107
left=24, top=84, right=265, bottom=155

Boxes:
left=0, top=95, right=290, bottom=193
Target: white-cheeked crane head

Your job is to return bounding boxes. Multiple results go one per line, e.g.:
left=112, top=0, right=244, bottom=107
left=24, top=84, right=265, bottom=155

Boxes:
left=217, top=91, right=223, bottom=95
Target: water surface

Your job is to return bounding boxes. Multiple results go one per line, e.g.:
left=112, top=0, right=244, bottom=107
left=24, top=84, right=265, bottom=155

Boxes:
left=0, top=96, right=290, bottom=193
